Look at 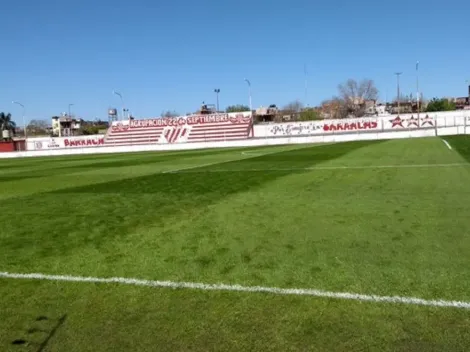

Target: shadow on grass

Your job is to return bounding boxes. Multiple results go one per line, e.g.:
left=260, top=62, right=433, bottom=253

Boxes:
left=203, top=140, right=385, bottom=171
left=0, top=140, right=384, bottom=258
left=0, top=147, right=254, bottom=183
left=445, top=135, right=470, bottom=163
left=52, top=140, right=384, bottom=195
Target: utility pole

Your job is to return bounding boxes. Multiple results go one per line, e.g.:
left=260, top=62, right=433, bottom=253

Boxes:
left=113, top=90, right=126, bottom=120
left=416, top=61, right=420, bottom=119
left=12, top=101, right=26, bottom=138
left=395, top=72, right=402, bottom=114
left=65, top=103, right=74, bottom=137
left=466, top=80, right=470, bottom=107
left=304, top=63, right=308, bottom=106
left=214, top=89, right=220, bottom=112
left=244, top=79, right=252, bottom=114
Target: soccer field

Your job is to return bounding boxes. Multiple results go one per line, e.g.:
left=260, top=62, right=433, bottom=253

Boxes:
left=2, top=136, right=470, bottom=351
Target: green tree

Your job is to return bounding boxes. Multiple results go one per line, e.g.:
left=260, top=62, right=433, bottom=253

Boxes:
left=299, top=109, right=322, bottom=121
left=81, top=126, right=100, bottom=135
left=425, top=98, right=456, bottom=112
left=0, top=112, right=16, bottom=133
left=80, top=119, right=109, bottom=135
left=226, top=104, right=250, bottom=113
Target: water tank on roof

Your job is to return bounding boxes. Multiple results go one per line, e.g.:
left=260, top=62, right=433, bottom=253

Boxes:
left=2, top=130, right=11, bottom=139
left=108, top=108, right=118, bottom=116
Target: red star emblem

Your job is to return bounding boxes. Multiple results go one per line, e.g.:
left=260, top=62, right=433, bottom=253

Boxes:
left=407, top=115, right=419, bottom=127
left=421, top=114, right=434, bottom=127
left=390, top=116, right=404, bottom=128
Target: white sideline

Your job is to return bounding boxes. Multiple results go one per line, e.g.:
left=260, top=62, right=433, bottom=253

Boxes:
left=442, top=139, right=453, bottom=150
left=1, top=271, right=470, bottom=310
left=164, top=162, right=469, bottom=174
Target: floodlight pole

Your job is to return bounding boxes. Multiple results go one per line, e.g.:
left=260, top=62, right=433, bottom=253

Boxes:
left=12, top=101, right=26, bottom=138
left=113, top=90, right=126, bottom=120
left=395, top=72, right=402, bottom=114
left=416, top=61, right=420, bottom=119
left=244, top=79, right=252, bottom=114
left=214, top=89, right=220, bottom=112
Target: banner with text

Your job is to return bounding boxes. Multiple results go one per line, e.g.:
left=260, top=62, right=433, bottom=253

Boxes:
left=27, top=135, right=105, bottom=151
left=258, top=118, right=380, bottom=137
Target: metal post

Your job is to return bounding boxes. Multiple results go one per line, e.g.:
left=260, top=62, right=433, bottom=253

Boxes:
left=466, top=80, right=470, bottom=110
left=244, top=79, right=252, bottom=114
left=113, top=90, right=125, bottom=120
left=67, top=103, right=74, bottom=137
left=395, top=72, right=402, bottom=115
left=12, top=101, right=26, bottom=138
left=214, top=89, right=220, bottom=112
left=304, top=64, right=308, bottom=106
left=416, top=61, right=420, bottom=120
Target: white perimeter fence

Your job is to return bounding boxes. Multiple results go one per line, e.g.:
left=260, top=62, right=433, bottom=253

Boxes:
left=1, top=114, right=469, bottom=159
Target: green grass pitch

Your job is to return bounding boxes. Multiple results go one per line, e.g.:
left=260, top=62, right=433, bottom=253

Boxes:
left=1, top=136, right=470, bottom=351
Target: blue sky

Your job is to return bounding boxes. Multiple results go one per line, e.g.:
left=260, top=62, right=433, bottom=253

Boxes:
left=1, top=0, right=469, bottom=124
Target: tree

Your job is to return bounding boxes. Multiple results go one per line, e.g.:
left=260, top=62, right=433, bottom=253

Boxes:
left=283, top=100, right=304, bottom=113
left=319, top=98, right=348, bottom=119
left=161, top=110, right=179, bottom=118
left=395, top=93, right=412, bottom=103
left=0, top=112, right=16, bottom=134
left=337, top=79, right=379, bottom=117
left=27, top=119, right=49, bottom=135
left=81, top=125, right=100, bottom=135
left=299, top=109, right=322, bottom=121
left=426, top=98, right=456, bottom=112
left=226, top=104, right=250, bottom=113
left=80, top=119, right=109, bottom=135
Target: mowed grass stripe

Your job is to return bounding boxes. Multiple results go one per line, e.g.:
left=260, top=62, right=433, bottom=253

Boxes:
left=2, top=136, right=470, bottom=351
left=0, top=145, right=291, bottom=198
left=1, top=138, right=470, bottom=299
left=165, top=162, right=470, bottom=174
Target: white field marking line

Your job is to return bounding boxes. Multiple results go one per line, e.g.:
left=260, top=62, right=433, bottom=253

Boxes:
left=1, top=271, right=470, bottom=310
left=241, top=151, right=274, bottom=156
left=163, top=161, right=222, bottom=174
left=163, top=158, right=262, bottom=174
left=240, top=143, right=337, bottom=157
left=240, top=149, right=299, bottom=157
left=163, top=162, right=469, bottom=174
left=164, top=145, right=316, bottom=173
left=442, top=139, right=453, bottom=150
